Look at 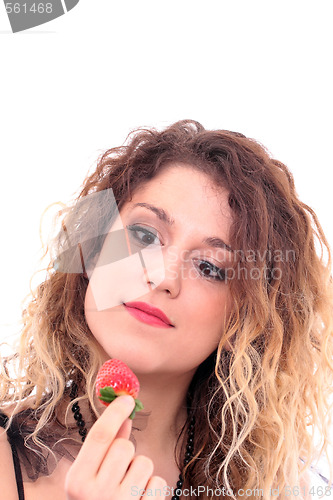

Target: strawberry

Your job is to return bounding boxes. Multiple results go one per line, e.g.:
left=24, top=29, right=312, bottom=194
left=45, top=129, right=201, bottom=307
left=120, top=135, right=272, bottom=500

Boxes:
left=95, top=359, right=143, bottom=419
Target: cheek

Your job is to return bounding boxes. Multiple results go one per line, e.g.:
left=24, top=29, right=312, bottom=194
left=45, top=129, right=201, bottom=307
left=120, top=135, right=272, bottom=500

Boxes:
left=188, top=286, right=230, bottom=336
left=84, top=283, right=94, bottom=316
left=84, top=284, right=99, bottom=337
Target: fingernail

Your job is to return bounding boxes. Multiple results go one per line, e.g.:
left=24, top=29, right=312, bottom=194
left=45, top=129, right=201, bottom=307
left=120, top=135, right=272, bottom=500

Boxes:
left=119, top=395, right=135, bottom=408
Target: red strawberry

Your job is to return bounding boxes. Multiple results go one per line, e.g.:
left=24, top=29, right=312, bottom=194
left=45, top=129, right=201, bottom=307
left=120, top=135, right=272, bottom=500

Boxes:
left=95, top=359, right=143, bottom=419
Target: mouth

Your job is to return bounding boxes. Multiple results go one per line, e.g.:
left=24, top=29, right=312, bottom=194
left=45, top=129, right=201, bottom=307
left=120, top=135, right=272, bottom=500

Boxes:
left=123, top=301, right=174, bottom=328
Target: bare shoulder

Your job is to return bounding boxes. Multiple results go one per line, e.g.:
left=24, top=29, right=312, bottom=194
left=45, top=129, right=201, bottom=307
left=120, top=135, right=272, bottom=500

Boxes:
left=1, top=395, right=37, bottom=416
left=0, top=425, right=20, bottom=500
left=0, top=398, right=37, bottom=500
left=0, top=401, right=70, bottom=500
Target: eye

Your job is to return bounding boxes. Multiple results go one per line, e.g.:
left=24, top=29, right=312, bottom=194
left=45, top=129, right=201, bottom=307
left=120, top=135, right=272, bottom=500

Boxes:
left=126, top=225, right=161, bottom=247
left=193, top=259, right=227, bottom=282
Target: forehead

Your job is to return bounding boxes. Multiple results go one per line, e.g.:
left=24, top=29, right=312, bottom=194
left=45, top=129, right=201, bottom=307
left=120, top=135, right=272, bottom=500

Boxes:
left=123, top=164, right=233, bottom=241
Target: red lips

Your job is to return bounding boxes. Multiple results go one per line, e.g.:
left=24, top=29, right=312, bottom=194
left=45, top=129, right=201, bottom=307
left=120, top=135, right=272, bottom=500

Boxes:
left=124, top=301, right=174, bottom=326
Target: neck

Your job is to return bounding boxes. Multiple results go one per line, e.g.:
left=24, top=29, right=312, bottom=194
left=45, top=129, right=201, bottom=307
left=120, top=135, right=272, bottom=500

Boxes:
left=125, top=369, right=195, bottom=491
left=129, top=370, right=192, bottom=456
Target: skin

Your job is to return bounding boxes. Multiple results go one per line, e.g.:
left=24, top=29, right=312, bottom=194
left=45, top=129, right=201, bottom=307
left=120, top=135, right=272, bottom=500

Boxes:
left=65, top=396, right=166, bottom=500
left=85, top=164, right=234, bottom=375
left=73, top=164, right=235, bottom=497
left=0, top=164, right=314, bottom=500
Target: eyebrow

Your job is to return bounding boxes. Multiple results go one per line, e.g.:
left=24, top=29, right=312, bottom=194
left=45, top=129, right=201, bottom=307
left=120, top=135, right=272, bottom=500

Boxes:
left=132, top=203, right=175, bottom=226
left=131, top=202, right=234, bottom=253
left=203, top=236, right=234, bottom=253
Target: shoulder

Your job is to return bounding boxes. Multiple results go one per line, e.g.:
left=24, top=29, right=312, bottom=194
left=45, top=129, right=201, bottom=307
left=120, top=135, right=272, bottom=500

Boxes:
left=0, top=396, right=37, bottom=429
left=0, top=415, right=21, bottom=500
left=0, top=399, right=37, bottom=499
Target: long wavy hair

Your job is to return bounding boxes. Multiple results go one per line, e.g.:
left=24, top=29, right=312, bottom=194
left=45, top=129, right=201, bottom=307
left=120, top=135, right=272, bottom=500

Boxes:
left=1, top=120, right=333, bottom=498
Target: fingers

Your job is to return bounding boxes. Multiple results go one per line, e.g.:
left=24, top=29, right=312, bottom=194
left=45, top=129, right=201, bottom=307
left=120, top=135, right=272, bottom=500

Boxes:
left=70, top=395, right=135, bottom=479
left=142, top=477, right=167, bottom=499
left=141, top=475, right=168, bottom=499
left=115, top=417, right=132, bottom=440
left=120, top=456, right=167, bottom=499
left=96, top=437, right=135, bottom=486
left=65, top=394, right=167, bottom=500
left=119, top=455, right=154, bottom=493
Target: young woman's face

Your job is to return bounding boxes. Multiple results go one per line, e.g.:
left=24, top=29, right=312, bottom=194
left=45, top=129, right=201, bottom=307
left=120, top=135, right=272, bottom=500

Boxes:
left=84, top=164, right=234, bottom=377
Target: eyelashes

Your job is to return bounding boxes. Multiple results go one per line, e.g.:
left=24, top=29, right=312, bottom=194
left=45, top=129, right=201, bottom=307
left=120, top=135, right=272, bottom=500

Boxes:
left=127, top=224, right=161, bottom=246
left=192, top=260, right=227, bottom=282
left=126, top=224, right=227, bottom=283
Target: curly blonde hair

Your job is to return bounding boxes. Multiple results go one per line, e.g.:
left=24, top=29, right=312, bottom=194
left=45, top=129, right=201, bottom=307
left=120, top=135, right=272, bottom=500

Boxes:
left=1, top=120, right=332, bottom=498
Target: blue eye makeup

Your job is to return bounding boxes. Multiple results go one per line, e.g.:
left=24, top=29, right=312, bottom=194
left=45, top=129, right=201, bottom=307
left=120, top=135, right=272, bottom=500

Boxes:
left=127, top=224, right=161, bottom=247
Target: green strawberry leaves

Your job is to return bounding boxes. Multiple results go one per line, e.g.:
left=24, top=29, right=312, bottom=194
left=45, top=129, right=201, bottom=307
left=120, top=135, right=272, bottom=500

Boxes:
left=98, top=386, right=117, bottom=402
left=130, top=399, right=144, bottom=420
left=98, top=386, right=144, bottom=420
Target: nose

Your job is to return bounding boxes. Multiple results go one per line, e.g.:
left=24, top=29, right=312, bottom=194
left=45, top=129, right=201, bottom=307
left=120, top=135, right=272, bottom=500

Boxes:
left=141, top=246, right=182, bottom=298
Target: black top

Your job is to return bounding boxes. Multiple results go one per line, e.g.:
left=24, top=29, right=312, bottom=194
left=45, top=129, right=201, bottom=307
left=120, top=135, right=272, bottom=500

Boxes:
left=0, top=406, right=83, bottom=500
left=0, top=412, right=25, bottom=500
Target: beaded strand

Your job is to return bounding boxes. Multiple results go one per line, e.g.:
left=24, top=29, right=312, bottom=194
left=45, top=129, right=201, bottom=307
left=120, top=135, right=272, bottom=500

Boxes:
left=70, top=382, right=194, bottom=500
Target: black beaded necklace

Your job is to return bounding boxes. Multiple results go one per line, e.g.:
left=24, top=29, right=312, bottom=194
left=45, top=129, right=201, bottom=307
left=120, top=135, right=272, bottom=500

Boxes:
left=70, top=383, right=194, bottom=500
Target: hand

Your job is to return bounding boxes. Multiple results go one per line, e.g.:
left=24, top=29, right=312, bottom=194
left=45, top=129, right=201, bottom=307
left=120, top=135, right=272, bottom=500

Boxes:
left=65, top=395, right=167, bottom=500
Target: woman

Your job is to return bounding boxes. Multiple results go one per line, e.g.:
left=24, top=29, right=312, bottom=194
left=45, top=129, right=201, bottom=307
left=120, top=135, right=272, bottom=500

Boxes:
left=0, top=120, right=332, bottom=500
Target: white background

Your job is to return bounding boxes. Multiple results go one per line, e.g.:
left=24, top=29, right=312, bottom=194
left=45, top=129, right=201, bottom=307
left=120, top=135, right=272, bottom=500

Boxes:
left=0, top=0, right=332, bottom=468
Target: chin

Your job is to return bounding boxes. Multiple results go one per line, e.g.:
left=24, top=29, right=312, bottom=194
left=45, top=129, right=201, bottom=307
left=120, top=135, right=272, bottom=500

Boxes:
left=102, top=346, right=163, bottom=375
